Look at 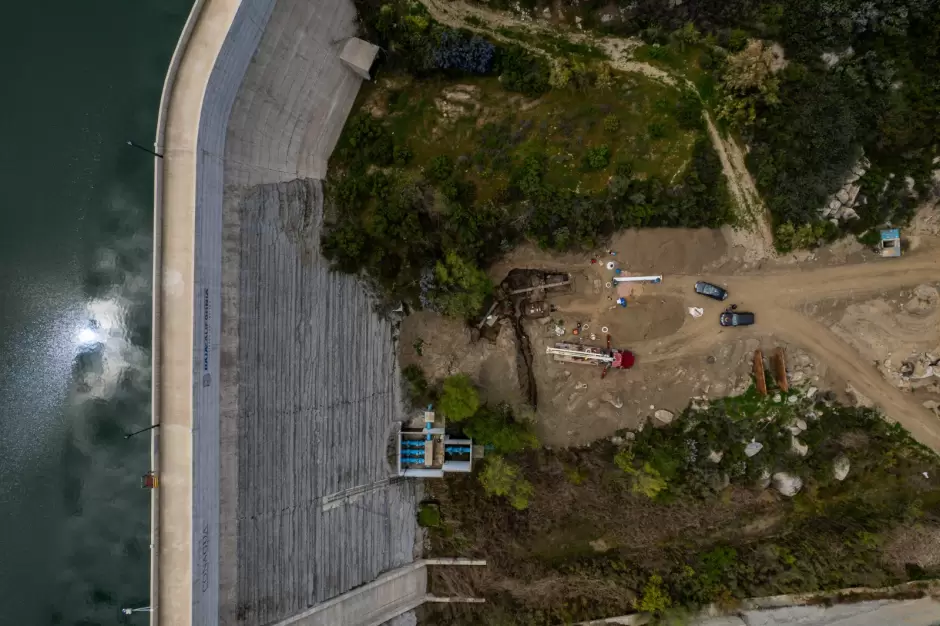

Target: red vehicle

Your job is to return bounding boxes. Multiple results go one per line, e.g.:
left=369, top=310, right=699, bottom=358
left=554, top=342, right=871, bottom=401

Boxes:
left=546, top=335, right=635, bottom=377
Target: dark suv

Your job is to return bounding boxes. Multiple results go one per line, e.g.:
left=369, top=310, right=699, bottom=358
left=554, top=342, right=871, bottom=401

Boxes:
left=695, top=281, right=728, bottom=301
left=720, top=311, right=755, bottom=327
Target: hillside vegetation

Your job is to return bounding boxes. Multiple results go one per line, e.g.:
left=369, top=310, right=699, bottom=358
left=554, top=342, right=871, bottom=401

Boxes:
left=322, top=1, right=732, bottom=315
left=423, top=383, right=940, bottom=624
left=494, top=0, right=940, bottom=245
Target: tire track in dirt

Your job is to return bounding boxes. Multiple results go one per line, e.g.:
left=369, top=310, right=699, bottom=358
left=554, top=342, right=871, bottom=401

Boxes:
left=627, top=249, right=940, bottom=451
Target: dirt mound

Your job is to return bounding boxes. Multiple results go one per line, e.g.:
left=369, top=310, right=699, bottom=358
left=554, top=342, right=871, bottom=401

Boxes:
left=399, top=311, right=527, bottom=409
left=815, top=284, right=940, bottom=395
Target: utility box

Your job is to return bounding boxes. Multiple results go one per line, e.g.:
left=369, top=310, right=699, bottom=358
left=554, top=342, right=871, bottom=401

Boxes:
left=340, top=38, right=379, bottom=80
left=880, top=228, right=901, bottom=258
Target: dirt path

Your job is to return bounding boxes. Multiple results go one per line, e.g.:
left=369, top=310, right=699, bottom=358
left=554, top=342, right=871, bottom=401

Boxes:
left=627, top=247, right=940, bottom=451
left=419, top=0, right=774, bottom=259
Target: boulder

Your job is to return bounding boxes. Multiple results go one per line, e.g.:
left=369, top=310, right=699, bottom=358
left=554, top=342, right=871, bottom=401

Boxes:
left=837, top=188, right=850, bottom=204
left=708, top=450, right=724, bottom=463
left=791, top=436, right=809, bottom=457
left=833, top=455, right=850, bottom=481
left=790, top=371, right=805, bottom=384
left=772, top=393, right=782, bottom=403
left=806, top=386, right=818, bottom=399
left=653, top=409, right=675, bottom=425
left=773, top=472, right=803, bottom=497
left=745, top=441, right=764, bottom=457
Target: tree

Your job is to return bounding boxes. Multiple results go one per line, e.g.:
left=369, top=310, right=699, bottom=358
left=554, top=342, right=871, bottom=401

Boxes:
left=479, top=456, right=534, bottom=510
left=439, top=373, right=480, bottom=422
left=431, top=251, right=493, bottom=318
left=717, top=39, right=784, bottom=127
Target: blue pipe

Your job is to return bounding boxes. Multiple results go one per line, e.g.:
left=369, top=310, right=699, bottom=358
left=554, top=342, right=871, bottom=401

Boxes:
left=446, top=446, right=471, bottom=455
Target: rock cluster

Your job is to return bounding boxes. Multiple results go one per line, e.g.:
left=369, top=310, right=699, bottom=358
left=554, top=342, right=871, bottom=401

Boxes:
left=786, top=350, right=821, bottom=387
left=820, top=157, right=869, bottom=222
left=880, top=349, right=940, bottom=394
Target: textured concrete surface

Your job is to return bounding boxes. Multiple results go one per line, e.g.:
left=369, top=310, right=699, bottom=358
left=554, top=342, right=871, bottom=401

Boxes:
left=219, top=179, right=418, bottom=626
left=224, top=0, right=362, bottom=186
left=155, top=0, right=420, bottom=624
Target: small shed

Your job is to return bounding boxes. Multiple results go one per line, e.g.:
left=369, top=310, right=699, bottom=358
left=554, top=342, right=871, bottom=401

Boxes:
left=340, top=38, right=380, bottom=80
left=880, top=228, right=901, bottom=257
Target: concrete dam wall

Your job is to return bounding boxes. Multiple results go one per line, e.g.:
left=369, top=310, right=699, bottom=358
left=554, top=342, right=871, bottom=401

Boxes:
left=155, top=0, right=419, bottom=624
left=214, top=1, right=419, bottom=625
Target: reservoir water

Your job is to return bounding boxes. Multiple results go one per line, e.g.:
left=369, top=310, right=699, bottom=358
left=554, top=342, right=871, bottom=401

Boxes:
left=0, top=1, right=190, bottom=623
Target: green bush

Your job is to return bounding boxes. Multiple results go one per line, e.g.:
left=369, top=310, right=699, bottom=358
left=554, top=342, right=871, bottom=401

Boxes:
left=417, top=502, right=441, bottom=527
left=463, top=404, right=538, bottom=454
left=479, top=456, right=534, bottom=510
left=402, top=364, right=431, bottom=408
left=634, top=574, right=672, bottom=614
left=647, top=121, right=667, bottom=139
left=583, top=144, right=611, bottom=170
left=393, top=144, right=413, bottom=165
left=428, top=154, right=455, bottom=181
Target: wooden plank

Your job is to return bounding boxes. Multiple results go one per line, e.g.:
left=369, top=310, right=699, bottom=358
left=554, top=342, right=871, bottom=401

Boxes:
left=773, top=347, right=789, bottom=392
left=754, top=349, right=767, bottom=396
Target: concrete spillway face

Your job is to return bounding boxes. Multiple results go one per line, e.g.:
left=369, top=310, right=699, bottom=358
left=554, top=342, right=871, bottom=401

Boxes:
left=198, top=0, right=421, bottom=624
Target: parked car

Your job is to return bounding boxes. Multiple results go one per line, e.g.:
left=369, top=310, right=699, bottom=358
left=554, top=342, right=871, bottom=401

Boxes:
left=720, top=311, right=755, bottom=327
left=695, top=281, right=728, bottom=301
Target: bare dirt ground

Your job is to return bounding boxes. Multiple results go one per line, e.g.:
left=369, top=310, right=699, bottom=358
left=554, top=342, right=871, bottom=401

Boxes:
left=399, top=226, right=940, bottom=450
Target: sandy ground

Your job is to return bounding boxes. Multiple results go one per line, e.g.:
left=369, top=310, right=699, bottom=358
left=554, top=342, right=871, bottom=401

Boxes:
left=400, top=222, right=940, bottom=449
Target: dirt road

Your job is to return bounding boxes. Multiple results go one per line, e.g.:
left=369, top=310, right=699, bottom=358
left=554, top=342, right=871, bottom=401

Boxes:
left=631, top=247, right=940, bottom=452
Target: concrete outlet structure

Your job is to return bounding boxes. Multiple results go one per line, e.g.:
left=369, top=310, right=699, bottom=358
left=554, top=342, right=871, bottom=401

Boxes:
left=152, top=0, right=426, bottom=625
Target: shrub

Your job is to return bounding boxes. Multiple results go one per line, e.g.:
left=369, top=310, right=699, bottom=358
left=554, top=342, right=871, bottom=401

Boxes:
left=463, top=404, right=538, bottom=454
left=479, top=456, right=534, bottom=510
left=583, top=144, right=611, bottom=170
left=393, top=144, right=413, bottom=165
left=634, top=574, right=672, bottom=614
left=647, top=122, right=667, bottom=139
left=417, top=502, right=441, bottom=527
left=432, top=30, right=496, bottom=74
left=603, top=114, right=621, bottom=132
left=439, top=373, right=480, bottom=421
left=427, top=154, right=454, bottom=181
left=402, top=364, right=431, bottom=407
left=495, top=44, right=550, bottom=96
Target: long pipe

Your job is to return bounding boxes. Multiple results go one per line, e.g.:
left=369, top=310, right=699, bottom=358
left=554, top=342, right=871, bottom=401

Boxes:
left=613, top=275, right=662, bottom=283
